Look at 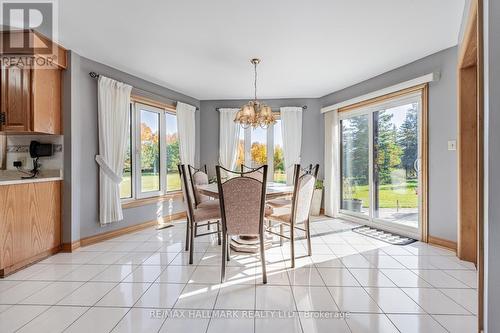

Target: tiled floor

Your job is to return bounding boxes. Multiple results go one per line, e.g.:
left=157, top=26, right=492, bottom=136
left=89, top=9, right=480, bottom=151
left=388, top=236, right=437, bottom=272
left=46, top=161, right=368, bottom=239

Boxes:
left=0, top=217, right=478, bottom=333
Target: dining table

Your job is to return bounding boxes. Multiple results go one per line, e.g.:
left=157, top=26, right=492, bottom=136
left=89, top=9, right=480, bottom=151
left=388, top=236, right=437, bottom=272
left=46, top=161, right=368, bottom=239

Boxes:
left=197, top=182, right=294, bottom=253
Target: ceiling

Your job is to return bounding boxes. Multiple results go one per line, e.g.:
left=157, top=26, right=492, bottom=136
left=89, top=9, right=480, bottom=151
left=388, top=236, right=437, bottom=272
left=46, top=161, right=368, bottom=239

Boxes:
left=58, top=0, right=465, bottom=100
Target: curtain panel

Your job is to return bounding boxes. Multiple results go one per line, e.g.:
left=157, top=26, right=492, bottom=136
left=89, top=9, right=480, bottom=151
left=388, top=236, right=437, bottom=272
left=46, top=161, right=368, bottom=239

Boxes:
left=95, top=76, right=132, bottom=225
left=324, top=110, right=339, bottom=217
left=218, top=108, right=240, bottom=171
left=176, top=102, right=197, bottom=166
left=280, top=107, right=303, bottom=185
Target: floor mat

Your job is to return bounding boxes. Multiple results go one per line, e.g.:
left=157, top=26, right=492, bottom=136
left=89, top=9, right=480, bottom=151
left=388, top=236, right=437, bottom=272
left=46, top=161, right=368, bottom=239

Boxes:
left=352, top=225, right=417, bottom=245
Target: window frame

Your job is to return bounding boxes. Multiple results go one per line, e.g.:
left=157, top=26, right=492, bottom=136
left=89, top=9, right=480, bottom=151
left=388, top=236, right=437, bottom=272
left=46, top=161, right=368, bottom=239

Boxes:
left=120, top=99, right=181, bottom=204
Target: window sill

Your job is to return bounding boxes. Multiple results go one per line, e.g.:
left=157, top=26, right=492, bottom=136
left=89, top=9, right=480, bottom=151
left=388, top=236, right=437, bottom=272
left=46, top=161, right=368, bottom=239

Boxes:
left=122, top=191, right=183, bottom=209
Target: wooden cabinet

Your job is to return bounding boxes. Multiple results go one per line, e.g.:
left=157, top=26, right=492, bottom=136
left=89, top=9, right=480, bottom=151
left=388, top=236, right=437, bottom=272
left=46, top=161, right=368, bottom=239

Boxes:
left=0, top=181, right=61, bottom=276
left=0, top=62, right=63, bottom=134
left=0, top=30, right=66, bottom=135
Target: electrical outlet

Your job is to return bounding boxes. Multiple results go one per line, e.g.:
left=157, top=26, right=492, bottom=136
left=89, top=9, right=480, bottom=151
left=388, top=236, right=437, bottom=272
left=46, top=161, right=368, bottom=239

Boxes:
left=448, top=140, right=457, bottom=151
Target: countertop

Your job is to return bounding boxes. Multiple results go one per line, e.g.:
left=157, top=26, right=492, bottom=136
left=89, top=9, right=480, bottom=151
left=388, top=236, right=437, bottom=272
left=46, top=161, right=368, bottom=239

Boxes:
left=0, top=169, right=63, bottom=186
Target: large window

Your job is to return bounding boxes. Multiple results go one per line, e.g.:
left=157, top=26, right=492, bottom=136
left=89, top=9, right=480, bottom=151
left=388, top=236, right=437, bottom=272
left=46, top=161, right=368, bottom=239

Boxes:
left=238, top=116, right=285, bottom=183
left=120, top=101, right=180, bottom=200
left=338, top=91, right=424, bottom=235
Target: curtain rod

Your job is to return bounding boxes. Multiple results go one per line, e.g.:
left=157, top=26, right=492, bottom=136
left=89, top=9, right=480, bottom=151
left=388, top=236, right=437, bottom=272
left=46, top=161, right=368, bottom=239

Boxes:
left=215, top=105, right=307, bottom=112
left=89, top=72, right=199, bottom=111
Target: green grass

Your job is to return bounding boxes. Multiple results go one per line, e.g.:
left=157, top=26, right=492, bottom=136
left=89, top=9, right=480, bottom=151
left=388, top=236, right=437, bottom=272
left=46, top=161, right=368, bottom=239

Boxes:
left=348, top=183, right=418, bottom=209
left=120, top=172, right=181, bottom=198
left=274, top=171, right=286, bottom=183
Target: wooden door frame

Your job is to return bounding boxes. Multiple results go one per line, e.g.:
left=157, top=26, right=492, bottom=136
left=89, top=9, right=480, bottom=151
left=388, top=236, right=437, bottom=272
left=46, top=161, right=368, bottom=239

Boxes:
left=457, top=0, right=483, bottom=331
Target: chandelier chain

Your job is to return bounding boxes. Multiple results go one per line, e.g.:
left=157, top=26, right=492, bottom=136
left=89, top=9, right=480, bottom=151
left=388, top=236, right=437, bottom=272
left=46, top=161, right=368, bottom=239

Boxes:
left=254, top=61, right=257, bottom=101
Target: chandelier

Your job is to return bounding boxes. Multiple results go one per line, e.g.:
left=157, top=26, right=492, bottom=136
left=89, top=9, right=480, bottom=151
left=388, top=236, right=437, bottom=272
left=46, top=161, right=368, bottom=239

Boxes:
left=234, top=58, right=277, bottom=129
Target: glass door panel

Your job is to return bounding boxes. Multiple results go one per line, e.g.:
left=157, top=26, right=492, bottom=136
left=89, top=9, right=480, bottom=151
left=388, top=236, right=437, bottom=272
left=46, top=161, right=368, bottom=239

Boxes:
left=340, top=114, right=370, bottom=216
left=373, top=102, right=419, bottom=228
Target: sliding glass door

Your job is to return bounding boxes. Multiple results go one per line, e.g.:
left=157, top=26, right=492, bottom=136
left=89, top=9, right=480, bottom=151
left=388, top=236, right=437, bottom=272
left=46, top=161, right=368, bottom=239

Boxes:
left=339, top=93, right=423, bottom=237
left=340, top=114, right=370, bottom=216
left=373, top=102, right=420, bottom=229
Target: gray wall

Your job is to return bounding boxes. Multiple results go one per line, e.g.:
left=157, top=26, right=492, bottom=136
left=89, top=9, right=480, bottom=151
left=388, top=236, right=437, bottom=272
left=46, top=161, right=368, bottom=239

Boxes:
left=484, top=0, right=499, bottom=331
left=319, top=47, right=459, bottom=242
left=199, top=98, right=324, bottom=179
left=62, top=51, right=200, bottom=241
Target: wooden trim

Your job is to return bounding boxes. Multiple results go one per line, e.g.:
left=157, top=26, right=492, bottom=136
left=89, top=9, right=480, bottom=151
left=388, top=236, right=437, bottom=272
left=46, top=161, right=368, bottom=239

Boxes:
left=0, top=245, right=60, bottom=278
left=456, top=2, right=482, bottom=329
left=61, top=241, right=81, bottom=253
left=428, top=236, right=457, bottom=252
left=122, top=191, right=183, bottom=209
left=131, top=95, right=176, bottom=112
left=338, top=84, right=427, bottom=113
left=79, top=211, right=186, bottom=247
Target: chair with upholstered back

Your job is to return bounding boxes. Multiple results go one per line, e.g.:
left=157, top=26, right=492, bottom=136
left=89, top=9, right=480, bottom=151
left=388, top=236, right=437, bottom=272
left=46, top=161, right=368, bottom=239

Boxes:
left=265, top=164, right=319, bottom=268
left=178, top=164, right=221, bottom=264
left=216, top=164, right=268, bottom=284
left=240, top=164, right=265, bottom=181
left=188, top=165, right=212, bottom=207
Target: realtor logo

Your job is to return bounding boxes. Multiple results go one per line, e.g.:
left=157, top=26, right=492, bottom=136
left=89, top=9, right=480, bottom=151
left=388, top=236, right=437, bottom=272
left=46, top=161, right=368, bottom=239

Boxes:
left=0, top=0, right=58, bottom=54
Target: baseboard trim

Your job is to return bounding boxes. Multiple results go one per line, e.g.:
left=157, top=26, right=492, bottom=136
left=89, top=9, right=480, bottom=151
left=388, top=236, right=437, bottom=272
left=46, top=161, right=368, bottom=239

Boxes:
left=79, top=211, right=186, bottom=248
left=0, top=246, right=61, bottom=277
left=61, top=240, right=81, bottom=253
left=428, top=235, right=457, bottom=252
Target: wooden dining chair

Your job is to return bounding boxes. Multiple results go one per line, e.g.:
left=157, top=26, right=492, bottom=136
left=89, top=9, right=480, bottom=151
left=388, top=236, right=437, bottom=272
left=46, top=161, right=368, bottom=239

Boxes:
left=216, top=164, right=268, bottom=284
left=265, top=164, right=319, bottom=268
left=178, top=164, right=221, bottom=264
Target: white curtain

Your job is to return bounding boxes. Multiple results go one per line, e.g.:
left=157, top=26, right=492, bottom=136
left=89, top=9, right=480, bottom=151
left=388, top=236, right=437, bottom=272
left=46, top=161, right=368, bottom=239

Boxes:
left=280, top=107, right=303, bottom=185
left=95, top=76, right=132, bottom=225
left=324, top=110, right=339, bottom=217
left=218, top=108, right=240, bottom=171
left=176, top=102, right=197, bottom=166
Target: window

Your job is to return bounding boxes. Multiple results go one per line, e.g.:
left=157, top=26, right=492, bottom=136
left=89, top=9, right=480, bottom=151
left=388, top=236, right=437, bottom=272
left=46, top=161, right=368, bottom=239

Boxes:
left=273, top=119, right=285, bottom=183
left=120, top=101, right=180, bottom=202
left=120, top=106, right=133, bottom=199
left=139, top=108, right=161, bottom=194
left=338, top=89, right=425, bottom=235
left=166, top=112, right=181, bottom=191
left=238, top=114, right=284, bottom=182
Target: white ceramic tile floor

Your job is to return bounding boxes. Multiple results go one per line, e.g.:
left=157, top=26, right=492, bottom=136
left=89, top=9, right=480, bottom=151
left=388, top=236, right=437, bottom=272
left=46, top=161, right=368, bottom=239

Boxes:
left=0, top=217, right=478, bottom=332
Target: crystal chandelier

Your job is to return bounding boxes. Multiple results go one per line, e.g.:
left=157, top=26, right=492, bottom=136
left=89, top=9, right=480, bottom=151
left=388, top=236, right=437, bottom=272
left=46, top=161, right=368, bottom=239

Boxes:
left=234, top=58, right=276, bottom=129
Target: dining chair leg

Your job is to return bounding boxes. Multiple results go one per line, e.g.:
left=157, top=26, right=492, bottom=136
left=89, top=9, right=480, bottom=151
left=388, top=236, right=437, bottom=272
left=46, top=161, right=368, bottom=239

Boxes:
left=290, top=223, right=295, bottom=268
left=259, top=233, right=267, bottom=284
left=279, top=224, right=284, bottom=247
left=189, top=221, right=195, bottom=265
left=305, top=218, right=312, bottom=256
left=217, top=222, right=222, bottom=245
left=226, top=236, right=230, bottom=261
left=221, top=233, right=227, bottom=283
left=185, top=217, right=190, bottom=251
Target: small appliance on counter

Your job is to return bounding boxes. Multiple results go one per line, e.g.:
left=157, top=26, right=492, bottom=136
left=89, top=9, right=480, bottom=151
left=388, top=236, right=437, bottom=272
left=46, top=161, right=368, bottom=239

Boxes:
left=18, top=141, right=54, bottom=179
